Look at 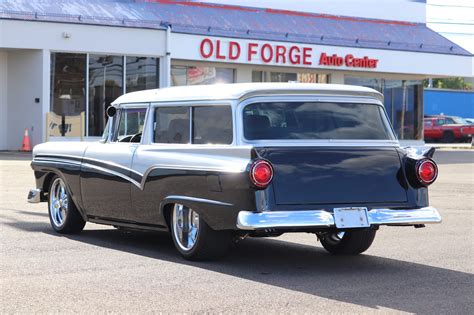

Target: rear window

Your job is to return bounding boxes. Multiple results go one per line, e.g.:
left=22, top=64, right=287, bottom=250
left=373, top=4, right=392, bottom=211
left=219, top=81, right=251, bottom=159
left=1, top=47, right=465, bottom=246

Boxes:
left=243, top=102, right=393, bottom=140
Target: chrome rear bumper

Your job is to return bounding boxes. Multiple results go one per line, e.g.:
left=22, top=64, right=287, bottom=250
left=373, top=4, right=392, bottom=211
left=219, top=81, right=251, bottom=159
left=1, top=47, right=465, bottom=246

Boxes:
left=27, top=189, right=42, bottom=203
left=236, top=207, right=441, bottom=230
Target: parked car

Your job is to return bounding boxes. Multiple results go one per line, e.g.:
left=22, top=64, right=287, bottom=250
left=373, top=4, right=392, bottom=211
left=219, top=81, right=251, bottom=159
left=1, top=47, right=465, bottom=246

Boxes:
left=465, top=118, right=474, bottom=125
left=28, top=83, right=441, bottom=260
left=424, top=115, right=473, bottom=143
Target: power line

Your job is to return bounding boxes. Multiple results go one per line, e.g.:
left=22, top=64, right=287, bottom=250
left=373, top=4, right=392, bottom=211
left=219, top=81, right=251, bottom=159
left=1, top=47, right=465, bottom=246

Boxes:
left=427, top=3, right=474, bottom=9
left=436, top=31, right=474, bottom=36
left=427, top=21, right=474, bottom=25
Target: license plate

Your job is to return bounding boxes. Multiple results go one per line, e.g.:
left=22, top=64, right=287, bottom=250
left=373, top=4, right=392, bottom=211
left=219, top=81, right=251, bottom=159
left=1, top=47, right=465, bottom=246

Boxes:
left=333, top=207, right=370, bottom=228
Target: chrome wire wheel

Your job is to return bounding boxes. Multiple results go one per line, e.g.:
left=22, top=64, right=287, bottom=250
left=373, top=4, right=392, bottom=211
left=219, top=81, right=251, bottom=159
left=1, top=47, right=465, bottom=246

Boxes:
left=172, top=204, right=200, bottom=252
left=49, top=178, right=69, bottom=228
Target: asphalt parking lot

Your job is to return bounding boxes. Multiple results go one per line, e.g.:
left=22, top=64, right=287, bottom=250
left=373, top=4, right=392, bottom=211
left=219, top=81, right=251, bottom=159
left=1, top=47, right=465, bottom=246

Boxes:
left=1, top=150, right=473, bottom=313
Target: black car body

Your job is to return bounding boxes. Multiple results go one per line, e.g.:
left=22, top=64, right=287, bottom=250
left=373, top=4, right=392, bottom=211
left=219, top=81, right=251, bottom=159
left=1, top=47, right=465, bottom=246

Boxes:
left=28, top=83, right=441, bottom=260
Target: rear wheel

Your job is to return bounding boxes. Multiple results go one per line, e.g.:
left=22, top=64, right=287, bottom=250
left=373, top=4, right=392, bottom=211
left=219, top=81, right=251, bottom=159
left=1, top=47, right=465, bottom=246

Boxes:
left=319, top=229, right=376, bottom=255
left=170, top=203, right=231, bottom=260
left=48, top=176, right=85, bottom=234
left=442, top=131, right=455, bottom=143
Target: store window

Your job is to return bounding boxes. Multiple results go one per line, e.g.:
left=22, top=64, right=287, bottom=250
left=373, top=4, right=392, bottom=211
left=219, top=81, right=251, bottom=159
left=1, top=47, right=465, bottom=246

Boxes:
left=88, top=55, right=123, bottom=136
left=50, top=53, right=86, bottom=136
left=171, top=65, right=235, bottom=86
left=126, top=57, right=159, bottom=93
left=345, top=76, right=423, bottom=140
left=51, top=53, right=161, bottom=138
left=252, top=71, right=328, bottom=83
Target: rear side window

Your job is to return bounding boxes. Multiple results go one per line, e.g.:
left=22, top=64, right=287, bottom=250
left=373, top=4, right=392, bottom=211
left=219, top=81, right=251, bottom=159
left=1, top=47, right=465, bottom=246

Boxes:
left=243, top=102, right=393, bottom=140
left=154, top=105, right=233, bottom=144
left=155, top=107, right=190, bottom=144
left=193, top=106, right=233, bottom=144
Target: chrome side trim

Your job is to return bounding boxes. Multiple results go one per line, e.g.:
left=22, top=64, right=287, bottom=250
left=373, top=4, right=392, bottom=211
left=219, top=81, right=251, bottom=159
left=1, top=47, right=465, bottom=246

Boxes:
left=33, top=158, right=82, bottom=166
left=27, top=189, right=42, bottom=203
left=236, top=207, right=442, bottom=230
left=32, top=155, right=245, bottom=191
left=164, top=195, right=233, bottom=207
left=81, top=162, right=142, bottom=189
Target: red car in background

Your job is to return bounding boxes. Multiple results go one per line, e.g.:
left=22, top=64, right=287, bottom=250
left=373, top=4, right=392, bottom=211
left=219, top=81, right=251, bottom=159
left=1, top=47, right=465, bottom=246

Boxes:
left=424, top=115, right=474, bottom=143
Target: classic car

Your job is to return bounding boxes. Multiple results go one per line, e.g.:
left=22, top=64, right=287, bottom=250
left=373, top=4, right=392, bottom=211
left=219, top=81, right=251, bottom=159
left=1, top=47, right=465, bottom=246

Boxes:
left=424, top=115, right=474, bottom=143
left=28, top=83, right=441, bottom=260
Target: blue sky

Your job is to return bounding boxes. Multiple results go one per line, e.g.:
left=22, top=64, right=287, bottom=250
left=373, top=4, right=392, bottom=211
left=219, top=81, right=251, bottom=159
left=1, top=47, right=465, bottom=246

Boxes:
left=427, top=0, right=474, bottom=52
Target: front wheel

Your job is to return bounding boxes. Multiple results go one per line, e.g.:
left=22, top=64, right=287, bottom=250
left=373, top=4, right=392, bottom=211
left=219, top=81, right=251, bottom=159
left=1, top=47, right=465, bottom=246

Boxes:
left=170, top=203, right=231, bottom=260
left=48, top=176, right=85, bottom=234
left=319, top=229, right=376, bottom=255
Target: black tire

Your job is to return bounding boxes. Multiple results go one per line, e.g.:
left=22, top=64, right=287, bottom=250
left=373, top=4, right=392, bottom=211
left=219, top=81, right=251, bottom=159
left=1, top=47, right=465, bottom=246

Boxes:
left=319, top=229, right=376, bottom=255
left=442, top=131, right=455, bottom=143
left=48, top=176, right=85, bottom=234
left=170, top=203, right=231, bottom=261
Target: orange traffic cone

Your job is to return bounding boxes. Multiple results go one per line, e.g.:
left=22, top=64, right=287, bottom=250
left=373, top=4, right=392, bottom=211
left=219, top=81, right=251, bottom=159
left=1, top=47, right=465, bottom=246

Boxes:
left=21, top=128, right=32, bottom=151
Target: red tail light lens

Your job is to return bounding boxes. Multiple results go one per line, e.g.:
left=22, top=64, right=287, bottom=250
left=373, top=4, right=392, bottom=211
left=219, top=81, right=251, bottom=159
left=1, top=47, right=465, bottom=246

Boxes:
left=249, top=159, right=273, bottom=189
left=416, top=159, right=438, bottom=185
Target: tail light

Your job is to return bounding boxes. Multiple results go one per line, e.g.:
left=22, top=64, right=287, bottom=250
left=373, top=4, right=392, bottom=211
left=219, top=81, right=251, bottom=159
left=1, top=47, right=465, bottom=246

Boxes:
left=249, top=159, right=273, bottom=189
left=416, top=159, right=438, bottom=186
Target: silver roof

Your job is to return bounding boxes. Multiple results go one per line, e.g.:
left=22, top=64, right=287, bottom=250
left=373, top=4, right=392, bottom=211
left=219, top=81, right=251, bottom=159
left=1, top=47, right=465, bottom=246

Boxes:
left=112, top=83, right=383, bottom=105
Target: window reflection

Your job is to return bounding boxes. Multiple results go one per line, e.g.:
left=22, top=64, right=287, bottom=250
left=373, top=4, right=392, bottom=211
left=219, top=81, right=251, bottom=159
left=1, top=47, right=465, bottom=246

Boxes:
left=50, top=53, right=86, bottom=136
left=126, top=57, right=159, bottom=93
left=88, top=55, right=123, bottom=136
left=345, top=76, right=423, bottom=140
left=252, top=71, right=328, bottom=83
left=171, top=65, right=235, bottom=86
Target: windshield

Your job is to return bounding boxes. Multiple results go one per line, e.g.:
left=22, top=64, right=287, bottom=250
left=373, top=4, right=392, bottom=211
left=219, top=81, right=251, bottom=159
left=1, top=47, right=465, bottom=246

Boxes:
left=452, top=116, right=469, bottom=125
left=243, top=102, right=394, bottom=140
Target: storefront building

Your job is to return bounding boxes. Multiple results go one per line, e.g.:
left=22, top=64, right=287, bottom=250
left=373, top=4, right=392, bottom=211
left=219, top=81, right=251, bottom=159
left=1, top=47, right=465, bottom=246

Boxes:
left=1, top=0, right=473, bottom=149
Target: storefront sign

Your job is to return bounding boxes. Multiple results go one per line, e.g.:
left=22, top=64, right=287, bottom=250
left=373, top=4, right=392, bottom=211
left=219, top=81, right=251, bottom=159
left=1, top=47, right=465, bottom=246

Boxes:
left=199, top=38, right=378, bottom=69
left=46, top=112, right=84, bottom=139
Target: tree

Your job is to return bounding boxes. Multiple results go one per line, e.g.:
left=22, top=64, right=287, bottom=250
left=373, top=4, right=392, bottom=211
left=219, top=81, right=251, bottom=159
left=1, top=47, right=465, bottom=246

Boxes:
left=424, top=77, right=473, bottom=90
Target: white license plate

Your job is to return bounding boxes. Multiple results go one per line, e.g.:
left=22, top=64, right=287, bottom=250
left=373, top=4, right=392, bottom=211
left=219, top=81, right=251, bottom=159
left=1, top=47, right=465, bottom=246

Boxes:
left=333, top=207, right=370, bottom=228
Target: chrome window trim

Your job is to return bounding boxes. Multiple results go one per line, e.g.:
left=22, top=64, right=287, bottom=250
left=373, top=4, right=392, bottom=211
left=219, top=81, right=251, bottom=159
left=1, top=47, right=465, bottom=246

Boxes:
left=236, top=95, right=399, bottom=147
left=164, top=195, right=233, bottom=207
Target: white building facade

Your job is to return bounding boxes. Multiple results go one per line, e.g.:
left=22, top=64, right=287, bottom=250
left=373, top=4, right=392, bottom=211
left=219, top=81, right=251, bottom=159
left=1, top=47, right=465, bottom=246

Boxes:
left=0, top=0, right=472, bottom=149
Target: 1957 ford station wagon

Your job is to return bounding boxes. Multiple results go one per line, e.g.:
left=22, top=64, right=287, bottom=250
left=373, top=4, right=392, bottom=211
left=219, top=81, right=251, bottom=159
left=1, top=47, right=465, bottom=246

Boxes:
left=28, top=83, right=441, bottom=260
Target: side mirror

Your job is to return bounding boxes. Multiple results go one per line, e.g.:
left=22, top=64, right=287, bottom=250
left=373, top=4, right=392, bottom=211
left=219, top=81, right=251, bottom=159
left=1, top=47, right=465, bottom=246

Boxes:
left=106, top=106, right=117, bottom=117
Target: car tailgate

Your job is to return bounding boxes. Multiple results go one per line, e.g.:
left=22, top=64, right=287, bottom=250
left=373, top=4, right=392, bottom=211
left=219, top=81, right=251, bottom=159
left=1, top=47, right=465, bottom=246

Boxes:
left=255, top=147, right=407, bottom=205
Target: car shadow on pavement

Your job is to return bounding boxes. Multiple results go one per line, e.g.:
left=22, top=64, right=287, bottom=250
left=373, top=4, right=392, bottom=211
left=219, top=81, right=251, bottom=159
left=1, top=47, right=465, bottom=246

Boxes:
left=18, top=226, right=469, bottom=313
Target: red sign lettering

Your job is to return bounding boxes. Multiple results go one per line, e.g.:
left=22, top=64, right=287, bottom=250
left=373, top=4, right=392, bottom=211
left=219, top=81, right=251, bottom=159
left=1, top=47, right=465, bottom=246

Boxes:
left=215, top=40, right=225, bottom=60
left=275, top=45, right=286, bottom=63
left=228, top=41, right=241, bottom=60
left=289, top=46, right=301, bottom=64
left=248, top=43, right=258, bottom=62
left=198, top=38, right=378, bottom=69
left=261, top=44, right=274, bottom=63
left=199, top=38, right=213, bottom=58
